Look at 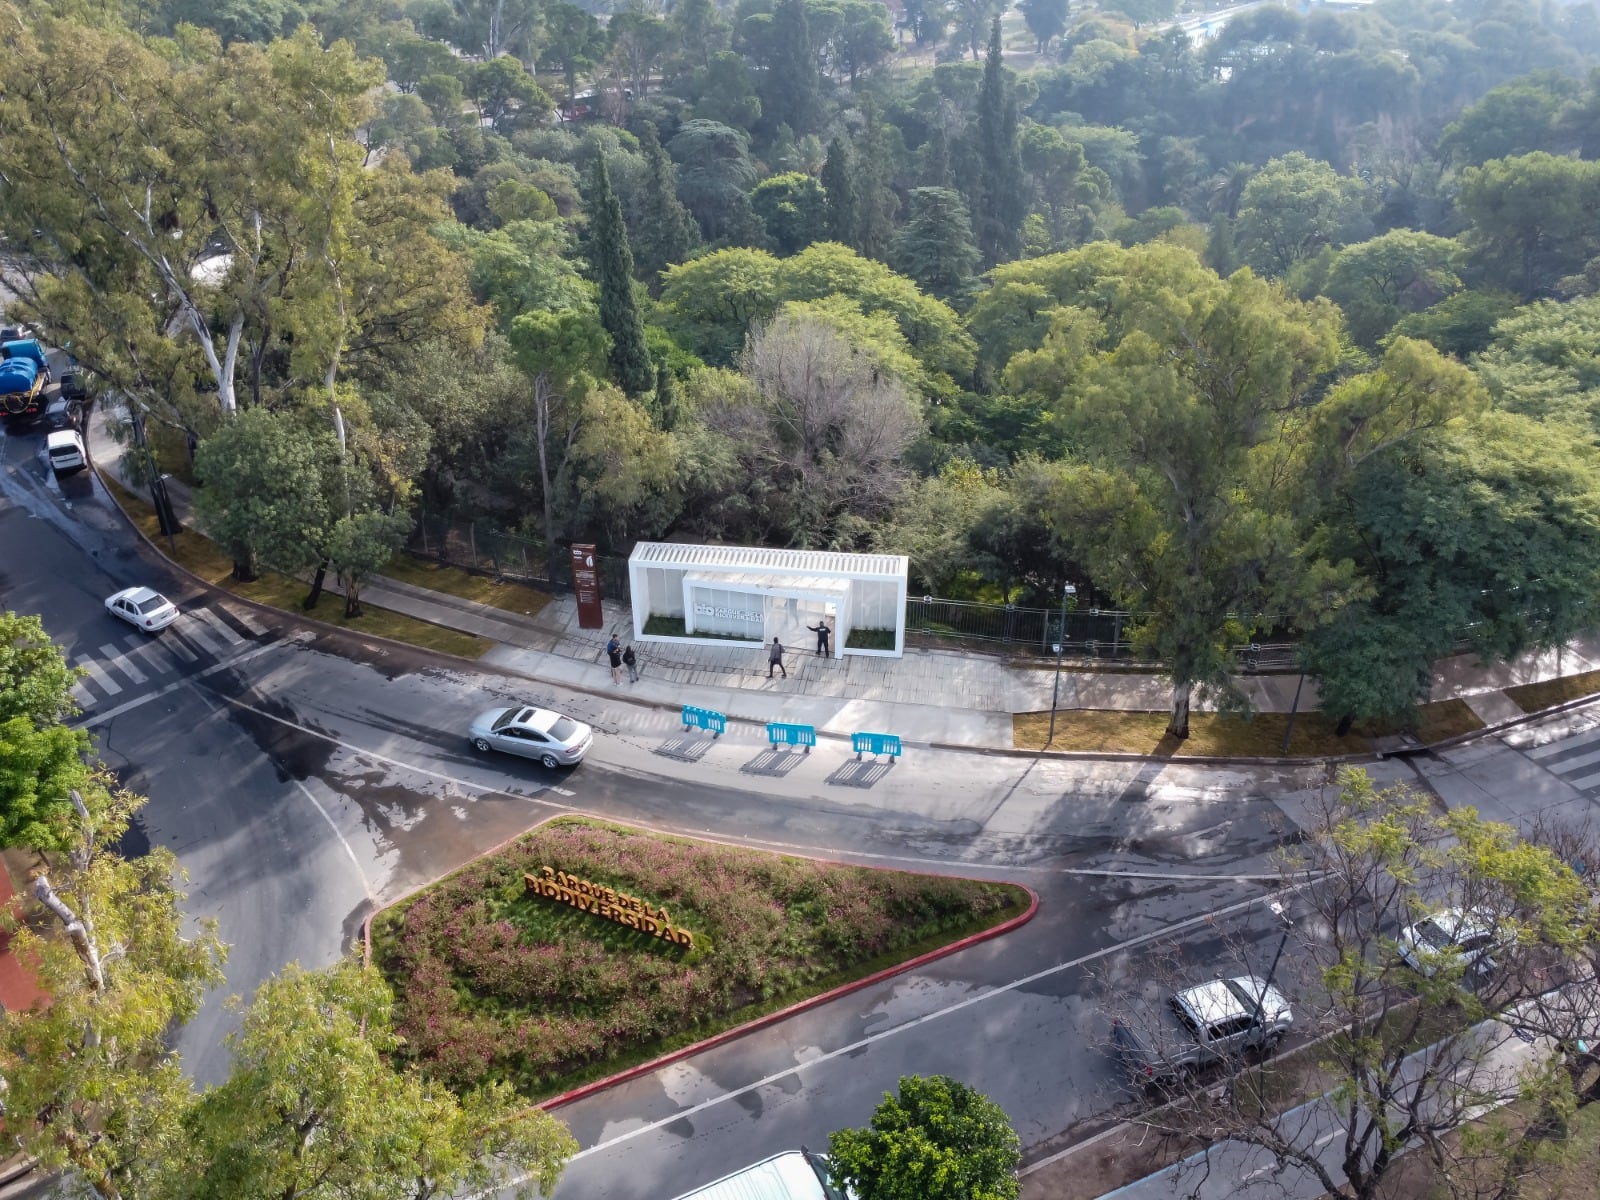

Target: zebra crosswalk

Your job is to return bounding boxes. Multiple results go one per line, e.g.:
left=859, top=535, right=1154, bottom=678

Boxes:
left=1522, top=726, right=1600, bottom=794
left=70, top=601, right=272, bottom=712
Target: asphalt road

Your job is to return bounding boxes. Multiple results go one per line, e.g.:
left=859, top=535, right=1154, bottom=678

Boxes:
left=11, top=409, right=1598, bottom=1198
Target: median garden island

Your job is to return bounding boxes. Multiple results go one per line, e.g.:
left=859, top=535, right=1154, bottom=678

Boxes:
left=370, top=817, right=1031, bottom=1099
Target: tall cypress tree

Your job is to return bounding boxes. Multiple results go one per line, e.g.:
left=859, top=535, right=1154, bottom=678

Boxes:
left=587, top=155, right=655, bottom=397
left=820, top=137, right=860, bottom=248
left=763, top=0, right=820, bottom=135
left=632, top=122, right=701, bottom=288
left=974, top=16, right=1024, bottom=265
left=853, top=97, right=900, bottom=260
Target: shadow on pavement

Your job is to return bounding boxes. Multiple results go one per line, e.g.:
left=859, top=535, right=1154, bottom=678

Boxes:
left=826, top=760, right=894, bottom=789
left=653, top=735, right=717, bottom=763
left=739, top=748, right=809, bottom=777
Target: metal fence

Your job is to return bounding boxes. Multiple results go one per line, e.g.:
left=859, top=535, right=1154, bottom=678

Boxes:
left=409, top=513, right=630, bottom=598
left=905, top=596, right=1300, bottom=672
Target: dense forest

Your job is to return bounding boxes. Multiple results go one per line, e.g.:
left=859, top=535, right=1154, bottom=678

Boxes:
left=3, top=0, right=1600, bottom=732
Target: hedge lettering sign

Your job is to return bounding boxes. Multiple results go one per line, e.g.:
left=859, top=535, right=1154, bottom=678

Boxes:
left=525, top=867, right=697, bottom=946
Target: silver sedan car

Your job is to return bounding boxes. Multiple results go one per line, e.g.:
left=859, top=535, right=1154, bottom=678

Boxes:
left=468, top=705, right=593, bottom=769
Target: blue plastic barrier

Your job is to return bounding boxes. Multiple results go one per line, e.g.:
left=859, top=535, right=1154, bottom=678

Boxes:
left=851, top=732, right=903, bottom=762
left=681, top=705, right=727, bottom=737
left=766, top=721, right=817, bottom=751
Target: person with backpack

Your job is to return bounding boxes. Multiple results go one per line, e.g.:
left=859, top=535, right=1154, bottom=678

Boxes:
left=767, top=637, right=787, bottom=679
left=622, top=644, right=639, bottom=682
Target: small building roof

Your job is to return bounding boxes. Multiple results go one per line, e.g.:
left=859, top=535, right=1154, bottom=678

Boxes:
left=631, top=541, right=906, bottom=580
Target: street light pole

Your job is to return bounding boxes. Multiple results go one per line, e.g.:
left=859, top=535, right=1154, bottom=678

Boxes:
left=1248, top=899, right=1295, bottom=1050
left=1047, top=583, right=1077, bottom=746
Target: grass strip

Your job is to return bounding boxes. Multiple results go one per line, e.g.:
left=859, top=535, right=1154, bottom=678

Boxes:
left=100, top=473, right=491, bottom=659
left=379, top=553, right=553, bottom=620
left=1012, top=700, right=1483, bottom=757
left=1505, top=670, right=1600, bottom=715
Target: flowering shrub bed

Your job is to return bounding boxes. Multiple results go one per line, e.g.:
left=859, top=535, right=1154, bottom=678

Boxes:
left=372, top=817, right=1028, bottom=1097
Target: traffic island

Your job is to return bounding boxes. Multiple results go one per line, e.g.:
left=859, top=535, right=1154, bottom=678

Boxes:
left=368, top=816, right=1035, bottom=1103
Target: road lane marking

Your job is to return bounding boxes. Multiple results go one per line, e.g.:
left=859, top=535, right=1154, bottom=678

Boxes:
left=163, top=635, right=198, bottom=663
left=101, top=644, right=147, bottom=685
left=485, top=885, right=1315, bottom=1184
left=75, top=641, right=284, bottom=729
left=291, top=778, right=375, bottom=903
left=71, top=682, right=96, bottom=710
left=123, top=636, right=176, bottom=678
left=190, top=608, right=245, bottom=647
left=78, top=658, right=123, bottom=696
left=176, top=615, right=227, bottom=656
left=219, top=602, right=267, bottom=636
left=1528, top=729, right=1600, bottom=759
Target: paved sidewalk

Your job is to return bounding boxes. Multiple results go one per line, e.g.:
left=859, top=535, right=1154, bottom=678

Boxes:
left=85, top=402, right=1600, bottom=751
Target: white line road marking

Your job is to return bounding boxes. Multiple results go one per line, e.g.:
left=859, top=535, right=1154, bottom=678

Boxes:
left=191, top=608, right=245, bottom=646
left=76, top=641, right=283, bottom=729
left=220, top=602, right=267, bottom=636
left=291, top=778, right=375, bottom=903
left=1542, top=747, right=1600, bottom=776
left=100, top=644, right=147, bottom=685
left=71, top=682, right=96, bottom=710
left=1568, top=768, right=1600, bottom=791
left=1528, top=730, right=1600, bottom=760
left=78, top=658, right=123, bottom=696
left=123, top=636, right=176, bottom=678
left=175, top=616, right=226, bottom=656
left=163, top=634, right=198, bottom=663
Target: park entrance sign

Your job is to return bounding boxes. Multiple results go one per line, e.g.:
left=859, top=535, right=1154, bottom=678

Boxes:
left=627, top=542, right=908, bottom=658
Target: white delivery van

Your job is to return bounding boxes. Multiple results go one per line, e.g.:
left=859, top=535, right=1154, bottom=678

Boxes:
left=670, top=1150, right=853, bottom=1200
left=46, top=429, right=87, bottom=474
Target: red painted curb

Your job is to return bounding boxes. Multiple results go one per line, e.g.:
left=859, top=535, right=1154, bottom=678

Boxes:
left=539, top=883, right=1041, bottom=1111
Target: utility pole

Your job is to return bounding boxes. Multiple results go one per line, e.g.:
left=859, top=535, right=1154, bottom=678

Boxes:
left=1047, top=583, right=1077, bottom=746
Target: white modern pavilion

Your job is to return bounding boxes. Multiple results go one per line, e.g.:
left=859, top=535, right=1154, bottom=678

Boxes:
left=626, top=542, right=909, bottom=658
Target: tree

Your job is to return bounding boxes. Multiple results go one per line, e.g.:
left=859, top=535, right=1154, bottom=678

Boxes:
left=468, top=54, right=549, bottom=135
left=562, top=384, right=684, bottom=545
left=631, top=123, right=702, bottom=287
left=1235, top=151, right=1369, bottom=277
left=726, top=305, right=921, bottom=546
left=1021, top=243, right=1351, bottom=737
left=0, top=613, right=93, bottom=851
left=1437, top=71, right=1578, bottom=167
left=193, top=409, right=336, bottom=582
left=891, top=188, right=981, bottom=303
left=1474, top=295, right=1600, bottom=431
left=509, top=308, right=609, bottom=545
left=540, top=3, right=607, bottom=113
left=821, top=137, right=861, bottom=249
left=385, top=35, right=460, bottom=94
left=0, top=783, right=228, bottom=1200
left=169, top=960, right=576, bottom=1199
left=1109, top=768, right=1598, bottom=1200
left=1323, top=230, right=1462, bottom=348
left=327, top=508, right=412, bottom=619
left=947, top=0, right=1003, bottom=61
left=670, top=0, right=732, bottom=72
left=972, top=17, right=1025, bottom=266
left=587, top=156, right=656, bottom=398
left=1019, top=0, right=1069, bottom=52
left=762, top=0, right=821, bottom=134
left=751, top=172, right=829, bottom=255
left=852, top=98, right=902, bottom=261
left=821, top=0, right=896, bottom=85
left=607, top=9, right=674, bottom=102
left=448, top=0, right=539, bottom=59
left=1390, top=288, right=1521, bottom=359
left=1457, top=152, right=1600, bottom=298
left=668, top=120, right=763, bottom=244
left=829, top=1075, right=1021, bottom=1200
left=693, top=51, right=763, bottom=130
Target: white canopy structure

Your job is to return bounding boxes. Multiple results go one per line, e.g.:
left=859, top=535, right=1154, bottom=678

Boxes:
left=627, top=542, right=908, bottom=658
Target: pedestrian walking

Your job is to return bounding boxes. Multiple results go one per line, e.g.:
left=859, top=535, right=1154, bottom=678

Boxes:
left=806, top=620, right=831, bottom=657
left=606, top=632, right=623, bottom=685
left=623, top=644, right=639, bottom=682
left=767, top=636, right=787, bottom=679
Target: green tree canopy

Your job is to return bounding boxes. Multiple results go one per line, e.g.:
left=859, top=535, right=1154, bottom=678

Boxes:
left=891, top=187, right=981, bottom=304
left=1235, top=151, right=1370, bottom=277
left=829, top=1075, right=1021, bottom=1200
left=1324, top=230, right=1463, bottom=348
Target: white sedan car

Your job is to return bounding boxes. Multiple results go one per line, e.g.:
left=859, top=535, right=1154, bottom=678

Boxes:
left=469, top=705, right=593, bottom=769
left=105, top=586, right=179, bottom=632
left=1397, top=906, right=1501, bottom=979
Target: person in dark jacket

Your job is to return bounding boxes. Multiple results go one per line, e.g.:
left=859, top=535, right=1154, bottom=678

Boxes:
left=623, top=644, right=639, bottom=682
left=768, top=637, right=787, bottom=678
left=806, top=621, right=831, bottom=656
left=606, top=633, right=623, bottom=684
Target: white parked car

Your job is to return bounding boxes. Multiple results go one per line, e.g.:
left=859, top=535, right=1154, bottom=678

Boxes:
left=468, top=704, right=593, bottom=769
left=1397, top=906, right=1502, bottom=979
left=105, top=586, right=179, bottom=632
left=46, top=429, right=87, bottom=473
